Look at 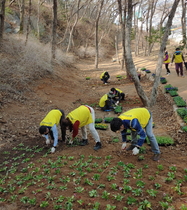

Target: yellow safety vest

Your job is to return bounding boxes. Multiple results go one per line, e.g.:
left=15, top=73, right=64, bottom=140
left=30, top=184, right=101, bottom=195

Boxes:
left=99, top=94, right=108, bottom=107
left=100, top=72, right=106, bottom=79
left=119, top=108, right=150, bottom=129
left=40, top=110, right=62, bottom=127
left=115, top=88, right=123, bottom=93
left=173, top=52, right=183, bottom=63
left=67, top=105, right=93, bottom=127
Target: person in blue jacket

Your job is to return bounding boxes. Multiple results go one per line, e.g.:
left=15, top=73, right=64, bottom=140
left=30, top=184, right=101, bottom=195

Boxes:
left=110, top=108, right=160, bottom=161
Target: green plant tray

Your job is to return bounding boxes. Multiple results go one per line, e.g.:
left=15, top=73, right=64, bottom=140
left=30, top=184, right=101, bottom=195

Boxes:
left=182, top=126, right=187, bottom=132
left=86, top=77, right=90, bottom=80
left=146, top=136, right=174, bottom=146
left=173, top=96, right=186, bottom=107
left=95, top=118, right=103, bottom=123
left=114, top=105, right=122, bottom=114
left=95, top=123, right=108, bottom=130
left=177, top=108, right=187, bottom=118
left=169, top=91, right=178, bottom=97
left=104, top=117, right=114, bottom=123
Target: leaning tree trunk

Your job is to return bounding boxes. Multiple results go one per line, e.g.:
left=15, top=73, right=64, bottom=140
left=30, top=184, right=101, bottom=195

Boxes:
left=0, top=0, right=6, bottom=42
left=149, top=0, right=180, bottom=106
left=51, top=0, right=57, bottom=60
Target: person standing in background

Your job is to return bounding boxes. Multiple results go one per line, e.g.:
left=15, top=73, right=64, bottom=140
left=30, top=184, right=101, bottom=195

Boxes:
left=163, top=47, right=171, bottom=76
left=171, top=47, right=185, bottom=77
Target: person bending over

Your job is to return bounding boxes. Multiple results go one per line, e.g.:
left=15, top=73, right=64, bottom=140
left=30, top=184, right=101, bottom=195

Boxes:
left=110, top=108, right=160, bottom=161
left=61, top=105, right=102, bottom=151
left=39, top=109, right=65, bottom=153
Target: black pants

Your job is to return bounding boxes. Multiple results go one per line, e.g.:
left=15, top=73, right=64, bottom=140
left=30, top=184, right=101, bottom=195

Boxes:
left=165, top=64, right=170, bottom=74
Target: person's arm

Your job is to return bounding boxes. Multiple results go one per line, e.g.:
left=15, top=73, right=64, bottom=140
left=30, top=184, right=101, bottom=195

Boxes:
left=130, top=119, right=146, bottom=147
left=51, top=124, right=58, bottom=147
left=72, top=120, right=80, bottom=138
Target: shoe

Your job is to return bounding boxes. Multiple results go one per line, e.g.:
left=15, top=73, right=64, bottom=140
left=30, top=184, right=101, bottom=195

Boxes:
left=94, top=142, right=102, bottom=151
left=153, top=154, right=160, bottom=161
left=80, top=139, right=88, bottom=146
left=166, top=73, right=170, bottom=76
left=126, top=145, right=136, bottom=151
left=104, top=83, right=108, bottom=85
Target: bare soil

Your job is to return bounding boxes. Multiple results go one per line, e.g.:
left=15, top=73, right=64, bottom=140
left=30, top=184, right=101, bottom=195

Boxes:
left=0, top=56, right=187, bottom=209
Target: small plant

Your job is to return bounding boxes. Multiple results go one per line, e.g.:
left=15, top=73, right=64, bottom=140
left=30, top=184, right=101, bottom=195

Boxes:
left=154, top=183, right=162, bottom=189
left=138, top=155, right=145, bottom=161
left=89, top=189, right=98, bottom=197
left=146, top=189, right=157, bottom=197
left=101, top=190, right=110, bottom=200
left=112, top=193, right=124, bottom=201
left=126, top=196, right=137, bottom=205
left=157, top=164, right=164, bottom=171
left=40, top=201, right=49, bottom=207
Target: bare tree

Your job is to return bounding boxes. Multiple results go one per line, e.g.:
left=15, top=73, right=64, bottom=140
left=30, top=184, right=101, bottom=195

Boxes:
left=51, top=0, right=57, bottom=60
left=19, top=0, right=25, bottom=33
left=0, top=0, right=6, bottom=42
left=66, top=0, right=81, bottom=52
left=150, top=0, right=180, bottom=106
left=25, top=0, right=31, bottom=45
left=119, top=0, right=179, bottom=107
left=95, top=0, right=104, bottom=69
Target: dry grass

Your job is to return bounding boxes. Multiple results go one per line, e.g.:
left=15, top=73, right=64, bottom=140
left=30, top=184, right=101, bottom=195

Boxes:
left=0, top=34, right=76, bottom=104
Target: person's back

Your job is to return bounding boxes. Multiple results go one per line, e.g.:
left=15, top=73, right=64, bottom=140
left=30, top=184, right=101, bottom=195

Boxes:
left=172, top=47, right=185, bottom=77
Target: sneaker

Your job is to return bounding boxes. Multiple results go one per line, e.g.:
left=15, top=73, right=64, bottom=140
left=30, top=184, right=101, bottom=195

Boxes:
left=94, top=142, right=102, bottom=151
left=166, top=73, right=170, bottom=76
left=104, top=83, right=108, bottom=85
left=153, top=154, right=160, bottom=161
left=126, top=145, right=136, bottom=151
left=80, top=139, right=88, bottom=146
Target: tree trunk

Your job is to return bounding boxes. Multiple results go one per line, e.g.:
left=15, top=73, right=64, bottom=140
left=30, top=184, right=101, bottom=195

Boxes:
left=19, top=0, right=25, bottom=33
left=37, top=0, right=40, bottom=40
left=0, top=0, right=6, bottom=42
left=51, top=0, right=57, bottom=60
left=25, top=0, right=31, bottom=45
left=125, top=0, right=149, bottom=106
left=95, top=0, right=104, bottom=69
left=117, top=0, right=126, bottom=70
left=181, top=0, right=186, bottom=50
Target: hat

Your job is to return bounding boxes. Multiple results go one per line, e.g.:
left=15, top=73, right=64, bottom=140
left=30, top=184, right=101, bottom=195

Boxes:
left=108, top=91, right=115, bottom=98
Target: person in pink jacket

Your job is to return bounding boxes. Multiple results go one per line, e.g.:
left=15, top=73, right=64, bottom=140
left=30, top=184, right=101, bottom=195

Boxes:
left=163, top=47, right=171, bottom=76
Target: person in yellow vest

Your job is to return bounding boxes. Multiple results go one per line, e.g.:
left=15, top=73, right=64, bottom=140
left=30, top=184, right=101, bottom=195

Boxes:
left=61, top=105, right=102, bottom=151
left=100, top=71, right=110, bottom=84
left=171, top=47, right=185, bottom=77
left=110, top=108, right=161, bottom=161
left=110, top=87, right=125, bottom=104
left=163, top=47, right=171, bottom=75
left=39, top=109, right=65, bottom=153
left=99, top=91, right=116, bottom=111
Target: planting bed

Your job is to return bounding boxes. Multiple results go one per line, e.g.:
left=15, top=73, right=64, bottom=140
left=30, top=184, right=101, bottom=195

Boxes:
left=1, top=61, right=187, bottom=210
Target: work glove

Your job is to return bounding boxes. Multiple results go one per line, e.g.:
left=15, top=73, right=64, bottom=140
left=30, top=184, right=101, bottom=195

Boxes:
left=46, top=139, right=50, bottom=145
left=115, top=101, right=119, bottom=106
left=132, top=147, right=139, bottom=155
left=121, top=142, right=127, bottom=150
left=51, top=147, right=56, bottom=153
left=68, top=139, right=73, bottom=145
